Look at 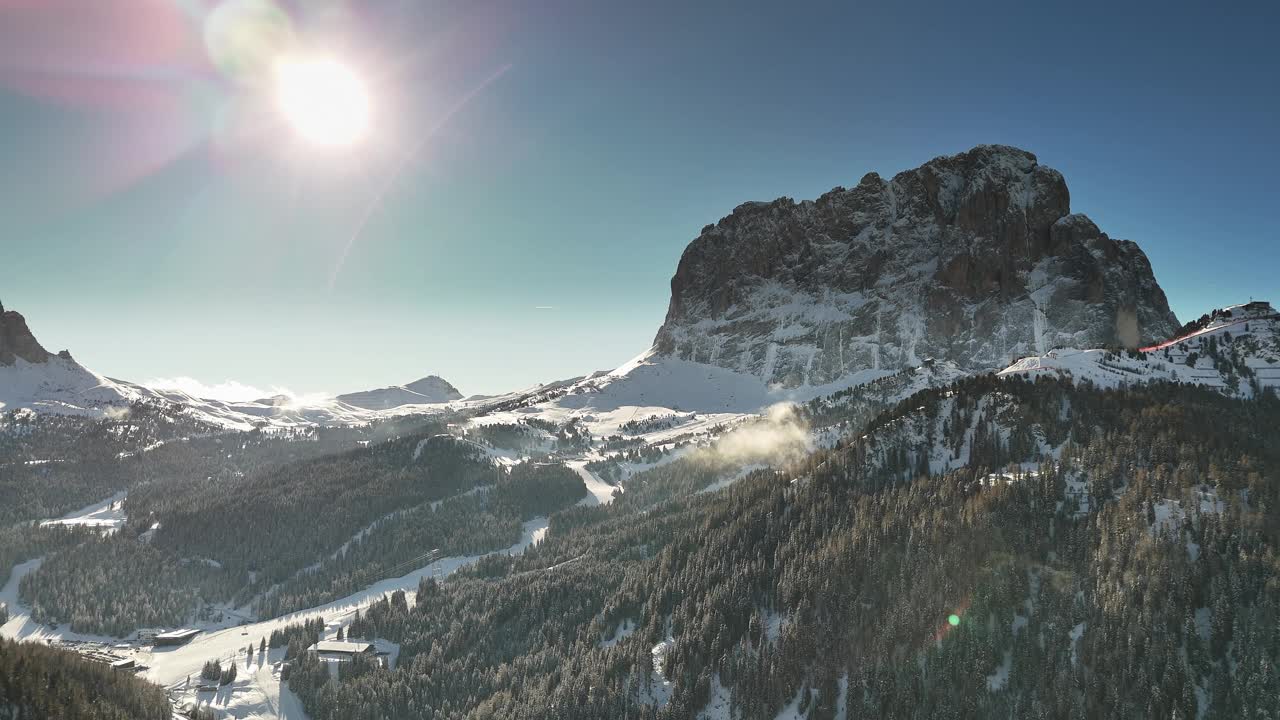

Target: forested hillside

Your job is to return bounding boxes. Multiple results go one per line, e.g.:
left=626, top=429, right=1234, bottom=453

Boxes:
left=0, top=403, right=211, bottom=526
left=0, top=403, right=443, bottom=527
left=4, top=362, right=1277, bottom=717
left=11, top=427, right=588, bottom=633
left=255, top=460, right=587, bottom=616
left=0, top=637, right=170, bottom=720
left=283, top=377, right=1280, bottom=719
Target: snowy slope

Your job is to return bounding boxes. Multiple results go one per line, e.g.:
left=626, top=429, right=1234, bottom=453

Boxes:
left=0, top=360, right=451, bottom=434
left=0, top=305, right=143, bottom=415
left=126, top=382, right=416, bottom=430
left=0, top=304, right=469, bottom=430
left=466, top=347, right=899, bottom=442
left=336, top=375, right=463, bottom=410
left=38, top=492, right=127, bottom=534
left=0, top=363, right=460, bottom=432
left=0, top=355, right=144, bottom=417
left=998, top=302, right=1279, bottom=398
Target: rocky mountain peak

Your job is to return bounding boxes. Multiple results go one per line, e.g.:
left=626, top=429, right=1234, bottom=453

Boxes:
left=653, top=145, right=1179, bottom=388
left=1, top=303, right=55, bottom=366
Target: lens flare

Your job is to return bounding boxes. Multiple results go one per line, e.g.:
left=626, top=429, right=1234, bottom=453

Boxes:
left=272, top=56, right=370, bottom=146
left=948, top=614, right=961, bottom=626
left=204, top=0, right=295, bottom=83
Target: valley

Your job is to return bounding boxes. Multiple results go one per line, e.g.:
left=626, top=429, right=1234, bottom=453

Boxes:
left=3, top=146, right=1278, bottom=719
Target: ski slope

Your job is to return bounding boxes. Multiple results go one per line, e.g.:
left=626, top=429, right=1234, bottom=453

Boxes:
left=2, top=519, right=549, bottom=720
left=37, top=491, right=128, bottom=534
left=570, top=461, right=619, bottom=505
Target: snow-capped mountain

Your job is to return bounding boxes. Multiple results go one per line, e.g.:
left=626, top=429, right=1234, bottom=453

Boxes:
left=120, top=383, right=396, bottom=430
left=0, top=304, right=459, bottom=429
left=998, top=301, right=1279, bottom=397
left=1, top=302, right=58, bottom=366
left=0, top=304, right=139, bottom=416
left=654, top=145, right=1180, bottom=388
left=336, top=375, right=463, bottom=410
left=463, top=145, right=1186, bottom=438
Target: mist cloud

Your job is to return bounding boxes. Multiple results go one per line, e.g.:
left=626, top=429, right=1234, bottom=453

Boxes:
left=706, top=402, right=812, bottom=465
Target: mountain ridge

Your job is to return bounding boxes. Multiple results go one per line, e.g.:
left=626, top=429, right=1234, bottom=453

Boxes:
left=999, top=299, right=1279, bottom=397
left=0, top=304, right=464, bottom=428
left=653, top=144, right=1179, bottom=388
left=336, top=375, right=463, bottom=410
left=0, top=303, right=57, bottom=366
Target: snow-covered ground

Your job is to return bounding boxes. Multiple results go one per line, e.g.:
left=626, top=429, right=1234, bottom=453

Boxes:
left=1068, top=622, right=1087, bottom=667
left=1151, top=486, right=1224, bottom=538
left=4, top=342, right=830, bottom=437
left=998, top=307, right=1279, bottom=398
left=641, top=638, right=676, bottom=708
left=697, top=674, right=733, bottom=719
left=569, top=461, right=619, bottom=505
left=0, top=355, right=138, bottom=418
left=464, top=348, right=898, bottom=447
left=769, top=688, right=818, bottom=720
left=38, top=491, right=128, bottom=534
left=0, top=559, right=42, bottom=639
left=6, top=347, right=881, bottom=716
left=0, top=354, right=456, bottom=431
left=175, top=652, right=309, bottom=720
left=1, top=518, right=549, bottom=720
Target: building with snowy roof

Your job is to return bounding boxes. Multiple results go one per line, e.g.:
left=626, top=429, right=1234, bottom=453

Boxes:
left=153, top=629, right=201, bottom=646
left=311, top=640, right=375, bottom=658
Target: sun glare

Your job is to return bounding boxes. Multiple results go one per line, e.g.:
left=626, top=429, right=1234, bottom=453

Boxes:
left=273, top=56, right=370, bottom=147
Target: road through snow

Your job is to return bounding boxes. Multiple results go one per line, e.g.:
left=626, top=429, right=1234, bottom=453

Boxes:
left=2, top=518, right=549, bottom=719
left=141, top=517, right=548, bottom=687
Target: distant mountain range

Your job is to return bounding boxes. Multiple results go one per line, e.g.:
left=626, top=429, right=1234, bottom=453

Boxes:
left=0, top=302, right=463, bottom=429
left=2, top=146, right=1274, bottom=430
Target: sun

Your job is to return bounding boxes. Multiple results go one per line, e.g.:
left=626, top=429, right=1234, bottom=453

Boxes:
left=273, top=56, right=370, bottom=147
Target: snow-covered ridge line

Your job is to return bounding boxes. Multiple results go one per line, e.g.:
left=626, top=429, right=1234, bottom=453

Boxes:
left=1140, top=301, right=1276, bottom=352
left=998, top=303, right=1279, bottom=399
left=1, top=305, right=466, bottom=430
left=0, top=351, right=459, bottom=431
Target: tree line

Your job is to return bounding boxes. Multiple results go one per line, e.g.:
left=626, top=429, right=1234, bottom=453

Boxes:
left=0, top=637, right=170, bottom=719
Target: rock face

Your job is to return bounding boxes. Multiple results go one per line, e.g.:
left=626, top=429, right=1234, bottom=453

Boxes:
left=0, top=302, right=141, bottom=417
left=653, top=145, right=1179, bottom=388
left=0, top=303, right=54, bottom=365
left=336, top=375, right=463, bottom=410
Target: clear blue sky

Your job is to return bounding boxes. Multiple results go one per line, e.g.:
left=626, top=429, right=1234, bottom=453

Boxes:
left=1, top=0, right=1276, bottom=397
